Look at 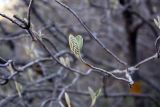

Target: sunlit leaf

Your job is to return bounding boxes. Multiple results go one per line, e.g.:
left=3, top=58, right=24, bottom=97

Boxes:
left=88, top=87, right=95, bottom=99
left=65, top=92, right=72, bottom=107
left=75, top=35, right=83, bottom=51
left=88, top=87, right=101, bottom=107
left=95, top=88, right=102, bottom=98
left=69, top=34, right=81, bottom=58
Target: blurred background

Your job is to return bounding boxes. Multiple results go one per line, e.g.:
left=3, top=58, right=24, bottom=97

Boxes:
left=0, top=0, right=160, bottom=107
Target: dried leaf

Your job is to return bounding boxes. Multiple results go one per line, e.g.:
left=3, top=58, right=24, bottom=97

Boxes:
left=154, top=16, right=160, bottom=29
left=7, top=64, right=22, bottom=97
left=59, top=57, right=70, bottom=67
left=15, top=81, right=23, bottom=97
left=59, top=57, right=66, bottom=66
left=65, top=57, right=70, bottom=67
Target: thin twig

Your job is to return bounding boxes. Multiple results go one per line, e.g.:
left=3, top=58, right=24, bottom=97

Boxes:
left=0, top=13, right=25, bottom=28
left=27, top=0, right=34, bottom=26
left=55, top=0, right=127, bottom=66
left=134, top=53, right=158, bottom=68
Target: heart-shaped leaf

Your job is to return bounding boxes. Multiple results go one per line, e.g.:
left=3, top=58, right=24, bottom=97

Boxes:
left=75, top=35, right=83, bottom=51
left=69, top=34, right=82, bottom=58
